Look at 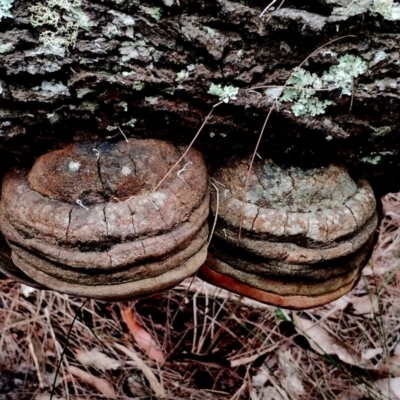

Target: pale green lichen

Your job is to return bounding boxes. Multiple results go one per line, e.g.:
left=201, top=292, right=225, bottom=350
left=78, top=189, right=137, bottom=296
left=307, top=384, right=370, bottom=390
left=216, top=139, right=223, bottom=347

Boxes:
left=371, top=126, right=392, bottom=137
left=47, top=111, right=60, bottom=123
left=281, top=54, right=368, bottom=117
left=328, top=0, right=400, bottom=21
left=208, top=83, right=239, bottom=103
left=29, top=0, right=94, bottom=48
left=132, top=81, right=144, bottom=91
left=78, top=100, right=99, bottom=113
left=123, top=118, right=137, bottom=128
left=0, top=0, right=14, bottom=20
left=373, top=0, right=400, bottom=20
left=361, top=155, right=381, bottom=164
left=119, top=40, right=154, bottom=63
left=108, top=10, right=135, bottom=26
left=76, top=87, right=94, bottom=98
left=0, top=42, right=14, bottom=53
left=140, top=6, right=162, bottom=21
left=175, top=69, right=189, bottom=82
left=322, top=54, right=368, bottom=95
left=204, top=26, right=217, bottom=37
left=117, top=101, right=128, bottom=112
left=281, top=69, right=333, bottom=117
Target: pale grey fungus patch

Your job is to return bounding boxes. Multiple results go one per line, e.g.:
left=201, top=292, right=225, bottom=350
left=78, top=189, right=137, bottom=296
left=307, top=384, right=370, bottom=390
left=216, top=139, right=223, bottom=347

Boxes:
left=149, top=192, right=167, bottom=209
left=68, top=161, right=81, bottom=172
left=121, top=166, right=132, bottom=176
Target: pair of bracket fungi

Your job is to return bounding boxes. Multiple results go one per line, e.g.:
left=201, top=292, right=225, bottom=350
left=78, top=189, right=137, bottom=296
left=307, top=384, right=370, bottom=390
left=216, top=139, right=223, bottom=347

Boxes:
left=0, top=140, right=378, bottom=309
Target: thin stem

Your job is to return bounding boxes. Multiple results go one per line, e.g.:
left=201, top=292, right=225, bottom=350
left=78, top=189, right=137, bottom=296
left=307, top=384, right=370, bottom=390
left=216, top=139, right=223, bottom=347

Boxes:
left=50, top=299, right=89, bottom=400
left=237, top=35, right=357, bottom=244
left=153, top=101, right=223, bottom=192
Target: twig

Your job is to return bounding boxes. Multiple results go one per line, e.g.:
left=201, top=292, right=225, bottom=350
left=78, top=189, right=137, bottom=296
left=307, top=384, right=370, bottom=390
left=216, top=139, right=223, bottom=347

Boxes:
left=50, top=300, right=88, bottom=400
left=177, top=162, right=193, bottom=181
left=343, top=0, right=357, bottom=14
left=27, top=336, right=44, bottom=389
left=117, top=126, right=129, bottom=142
left=191, top=291, right=199, bottom=353
left=154, top=101, right=223, bottom=191
left=0, top=314, right=46, bottom=333
left=147, top=197, right=160, bottom=211
left=76, top=199, right=89, bottom=210
left=350, top=75, right=355, bottom=112
left=260, top=0, right=286, bottom=22
left=237, top=35, right=356, bottom=244
left=208, top=182, right=220, bottom=248
left=260, top=0, right=277, bottom=17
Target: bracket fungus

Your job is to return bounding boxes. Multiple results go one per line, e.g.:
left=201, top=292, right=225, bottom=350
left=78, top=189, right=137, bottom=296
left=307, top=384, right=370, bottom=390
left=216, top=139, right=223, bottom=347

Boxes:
left=200, top=158, right=378, bottom=309
left=0, top=140, right=209, bottom=300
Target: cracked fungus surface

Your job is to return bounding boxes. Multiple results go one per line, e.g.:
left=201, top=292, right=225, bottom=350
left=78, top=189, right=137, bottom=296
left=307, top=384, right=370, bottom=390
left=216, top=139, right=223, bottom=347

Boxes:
left=201, top=159, right=378, bottom=310
left=0, top=140, right=209, bottom=300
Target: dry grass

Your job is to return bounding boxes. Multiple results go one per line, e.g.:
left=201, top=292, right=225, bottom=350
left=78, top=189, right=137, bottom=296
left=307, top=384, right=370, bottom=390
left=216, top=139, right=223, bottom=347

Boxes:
left=1, top=194, right=400, bottom=400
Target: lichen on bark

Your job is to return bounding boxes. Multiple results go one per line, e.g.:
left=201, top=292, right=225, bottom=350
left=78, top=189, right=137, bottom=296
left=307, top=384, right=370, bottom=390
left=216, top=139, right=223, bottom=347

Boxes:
left=0, top=0, right=399, bottom=194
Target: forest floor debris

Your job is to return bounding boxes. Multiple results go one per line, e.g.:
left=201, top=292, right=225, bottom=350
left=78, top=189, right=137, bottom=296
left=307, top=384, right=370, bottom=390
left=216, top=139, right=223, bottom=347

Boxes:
left=1, top=193, right=400, bottom=399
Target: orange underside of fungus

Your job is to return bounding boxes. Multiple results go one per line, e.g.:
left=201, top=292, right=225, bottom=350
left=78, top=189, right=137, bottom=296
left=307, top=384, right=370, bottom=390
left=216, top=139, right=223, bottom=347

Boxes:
left=199, top=158, right=378, bottom=310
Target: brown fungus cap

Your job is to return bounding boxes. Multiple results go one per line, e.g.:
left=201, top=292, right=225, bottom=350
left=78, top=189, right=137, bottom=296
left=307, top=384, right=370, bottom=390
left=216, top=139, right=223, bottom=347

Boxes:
left=0, top=140, right=209, bottom=300
left=28, top=140, right=184, bottom=204
left=199, top=158, right=378, bottom=310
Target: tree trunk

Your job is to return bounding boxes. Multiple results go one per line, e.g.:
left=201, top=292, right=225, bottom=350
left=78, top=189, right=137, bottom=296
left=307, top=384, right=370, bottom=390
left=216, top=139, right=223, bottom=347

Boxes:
left=1, top=0, right=399, bottom=196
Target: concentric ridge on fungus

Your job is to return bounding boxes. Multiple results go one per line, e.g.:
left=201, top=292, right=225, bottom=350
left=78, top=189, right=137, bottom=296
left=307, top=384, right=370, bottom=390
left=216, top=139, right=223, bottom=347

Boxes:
left=0, top=140, right=209, bottom=300
left=199, top=158, right=378, bottom=310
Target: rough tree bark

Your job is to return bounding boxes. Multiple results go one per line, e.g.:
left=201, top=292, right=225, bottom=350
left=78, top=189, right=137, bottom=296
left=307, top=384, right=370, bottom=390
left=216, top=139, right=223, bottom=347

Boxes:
left=0, top=0, right=399, bottom=197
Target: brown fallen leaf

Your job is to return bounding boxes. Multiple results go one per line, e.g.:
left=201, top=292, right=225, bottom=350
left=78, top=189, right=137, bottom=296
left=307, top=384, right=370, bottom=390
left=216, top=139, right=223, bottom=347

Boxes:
left=294, top=316, right=400, bottom=379
left=121, top=306, right=165, bottom=364
left=68, top=365, right=116, bottom=397
left=350, top=294, right=379, bottom=315
left=357, top=377, right=400, bottom=399
left=293, top=313, right=371, bottom=368
left=75, top=348, right=122, bottom=371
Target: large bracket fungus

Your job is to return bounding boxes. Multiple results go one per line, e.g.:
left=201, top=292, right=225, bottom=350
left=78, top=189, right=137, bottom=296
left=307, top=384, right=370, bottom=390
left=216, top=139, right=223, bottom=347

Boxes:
left=0, top=140, right=209, bottom=300
left=200, top=159, right=378, bottom=310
